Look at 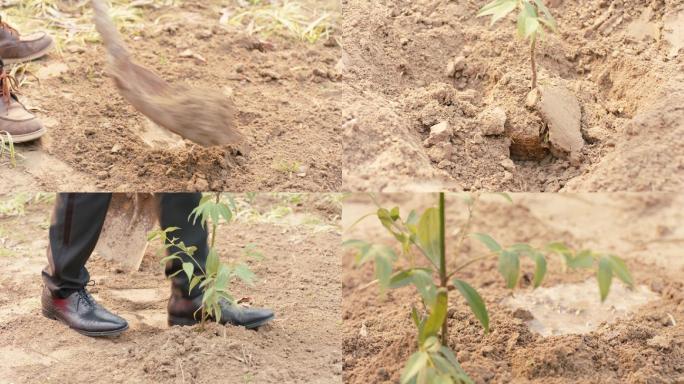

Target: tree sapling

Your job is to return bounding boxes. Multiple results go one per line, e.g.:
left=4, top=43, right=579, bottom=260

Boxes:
left=345, top=193, right=633, bottom=383
left=148, top=193, right=259, bottom=328
left=477, top=0, right=558, bottom=89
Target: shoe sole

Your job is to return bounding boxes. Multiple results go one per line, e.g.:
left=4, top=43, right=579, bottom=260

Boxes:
left=6, top=126, right=46, bottom=143
left=3, top=40, right=55, bottom=65
left=168, top=313, right=275, bottom=330
left=42, top=307, right=129, bottom=337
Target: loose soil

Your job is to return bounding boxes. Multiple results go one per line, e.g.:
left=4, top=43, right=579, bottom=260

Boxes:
left=1, top=0, right=343, bottom=193
left=342, top=193, right=684, bottom=383
left=0, top=194, right=342, bottom=384
left=342, top=0, right=684, bottom=192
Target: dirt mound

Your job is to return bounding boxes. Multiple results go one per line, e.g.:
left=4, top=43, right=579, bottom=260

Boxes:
left=342, top=0, right=684, bottom=192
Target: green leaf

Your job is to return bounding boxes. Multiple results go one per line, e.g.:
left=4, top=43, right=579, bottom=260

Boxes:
left=206, top=249, right=220, bottom=275
left=534, top=0, right=558, bottom=31
left=390, top=207, right=401, bottom=221
left=477, top=0, right=517, bottom=26
left=419, top=289, right=448, bottom=344
left=188, top=275, right=202, bottom=294
left=412, top=269, right=438, bottom=308
left=411, top=306, right=422, bottom=329
left=471, top=233, right=502, bottom=253
left=416, top=207, right=442, bottom=267
left=235, top=263, right=255, bottom=286
left=375, top=250, right=394, bottom=289
left=567, top=250, right=595, bottom=269
left=530, top=252, right=547, bottom=288
left=182, top=262, right=194, bottom=280
left=430, top=353, right=460, bottom=379
left=498, top=250, right=520, bottom=289
left=608, top=255, right=633, bottom=288
left=389, top=270, right=414, bottom=289
left=518, top=2, right=540, bottom=39
left=598, top=256, right=613, bottom=302
left=401, top=351, right=429, bottom=384
left=452, top=279, right=489, bottom=333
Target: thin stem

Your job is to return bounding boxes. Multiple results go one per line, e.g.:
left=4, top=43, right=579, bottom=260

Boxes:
left=530, top=36, right=537, bottom=89
left=439, top=192, right=448, bottom=345
left=448, top=253, right=498, bottom=279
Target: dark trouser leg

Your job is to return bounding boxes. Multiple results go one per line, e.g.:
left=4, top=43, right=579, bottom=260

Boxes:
left=159, top=193, right=208, bottom=299
left=42, top=193, right=112, bottom=298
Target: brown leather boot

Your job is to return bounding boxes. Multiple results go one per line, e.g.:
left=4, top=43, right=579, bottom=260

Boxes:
left=0, top=16, right=54, bottom=64
left=0, top=60, right=45, bottom=143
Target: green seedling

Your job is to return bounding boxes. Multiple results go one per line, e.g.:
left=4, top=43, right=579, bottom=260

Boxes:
left=477, top=0, right=558, bottom=89
left=148, top=193, right=259, bottom=328
left=345, top=193, right=633, bottom=383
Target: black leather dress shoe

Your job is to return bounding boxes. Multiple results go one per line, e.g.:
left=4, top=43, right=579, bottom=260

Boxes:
left=41, top=286, right=129, bottom=337
left=168, top=294, right=274, bottom=329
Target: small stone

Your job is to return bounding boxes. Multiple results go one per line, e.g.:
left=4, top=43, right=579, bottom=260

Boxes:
left=481, top=345, right=495, bottom=356
left=96, top=171, right=109, bottom=180
left=428, top=142, right=454, bottom=163
left=457, top=350, right=471, bottom=362
left=478, top=106, right=507, bottom=136
left=425, top=121, right=452, bottom=146
left=195, top=30, right=213, bottom=39
left=512, top=308, right=534, bottom=321
left=500, top=159, right=516, bottom=172
left=259, top=69, right=281, bottom=80
left=584, top=125, right=609, bottom=143
left=445, top=56, right=466, bottom=78
left=445, top=61, right=457, bottom=78
left=453, top=56, right=466, bottom=72
left=359, top=322, right=368, bottom=337
left=111, top=144, right=122, bottom=154
left=646, top=335, right=672, bottom=349
left=66, top=44, right=86, bottom=54
left=525, top=88, right=540, bottom=109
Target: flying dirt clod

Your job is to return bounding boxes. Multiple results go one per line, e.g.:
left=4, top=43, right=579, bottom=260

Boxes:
left=91, top=0, right=242, bottom=147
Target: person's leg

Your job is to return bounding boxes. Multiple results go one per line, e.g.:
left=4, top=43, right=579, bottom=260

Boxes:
left=42, top=193, right=112, bottom=297
left=162, top=193, right=274, bottom=329
left=41, top=193, right=128, bottom=337
left=158, top=193, right=208, bottom=299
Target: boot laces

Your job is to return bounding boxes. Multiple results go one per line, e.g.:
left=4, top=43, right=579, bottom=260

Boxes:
left=0, top=17, right=19, bottom=38
left=0, top=62, right=19, bottom=106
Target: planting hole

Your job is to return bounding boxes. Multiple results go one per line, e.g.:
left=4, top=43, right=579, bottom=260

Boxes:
left=504, top=278, right=657, bottom=337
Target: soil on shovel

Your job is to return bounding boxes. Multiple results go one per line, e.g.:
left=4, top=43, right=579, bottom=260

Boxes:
left=0, top=194, right=342, bottom=383
left=342, top=0, right=684, bottom=192
left=342, top=193, right=684, bottom=383
left=1, top=0, right=343, bottom=193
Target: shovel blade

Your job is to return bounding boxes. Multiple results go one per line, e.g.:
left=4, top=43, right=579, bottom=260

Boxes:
left=95, top=193, right=159, bottom=272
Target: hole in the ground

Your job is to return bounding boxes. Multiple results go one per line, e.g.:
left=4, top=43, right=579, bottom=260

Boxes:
left=504, top=278, right=658, bottom=337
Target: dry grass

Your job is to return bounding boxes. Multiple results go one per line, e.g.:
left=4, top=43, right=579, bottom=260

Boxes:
left=1, top=0, right=173, bottom=53
left=223, top=0, right=337, bottom=43
left=0, top=131, right=20, bottom=168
